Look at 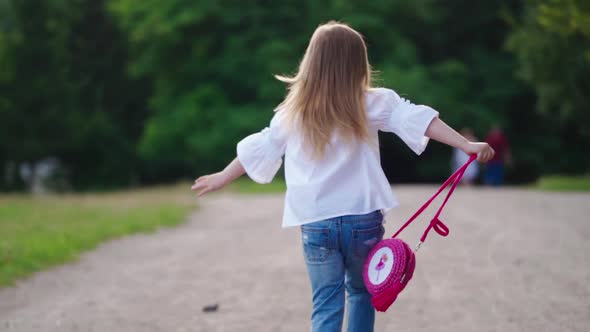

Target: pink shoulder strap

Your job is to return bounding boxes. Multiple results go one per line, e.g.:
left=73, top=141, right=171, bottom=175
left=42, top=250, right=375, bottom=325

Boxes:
left=391, top=154, right=477, bottom=250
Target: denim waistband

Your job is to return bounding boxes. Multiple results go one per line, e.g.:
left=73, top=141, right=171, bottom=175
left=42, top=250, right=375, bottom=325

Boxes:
left=316, top=210, right=383, bottom=224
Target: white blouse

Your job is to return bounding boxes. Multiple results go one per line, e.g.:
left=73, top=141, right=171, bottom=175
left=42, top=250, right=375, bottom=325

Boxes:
left=237, top=88, right=439, bottom=228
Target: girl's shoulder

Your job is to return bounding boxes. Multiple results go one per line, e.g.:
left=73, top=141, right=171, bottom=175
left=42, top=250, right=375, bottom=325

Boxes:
left=366, top=87, right=400, bottom=102
left=365, top=87, right=403, bottom=117
left=268, top=106, right=292, bottom=140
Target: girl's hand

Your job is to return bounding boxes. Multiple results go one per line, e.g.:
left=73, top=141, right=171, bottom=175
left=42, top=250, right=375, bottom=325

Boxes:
left=191, top=172, right=229, bottom=197
left=462, top=142, right=495, bottom=163
left=191, top=158, right=246, bottom=197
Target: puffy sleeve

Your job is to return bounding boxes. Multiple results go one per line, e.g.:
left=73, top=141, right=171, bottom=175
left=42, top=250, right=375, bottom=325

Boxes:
left=375, top=88, right=439, bottom=155
left=236, top=112, right=288, bottom=184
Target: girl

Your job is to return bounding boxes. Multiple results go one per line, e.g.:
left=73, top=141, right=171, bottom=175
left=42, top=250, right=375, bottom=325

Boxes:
left=191, top=21, right=494, bottom=332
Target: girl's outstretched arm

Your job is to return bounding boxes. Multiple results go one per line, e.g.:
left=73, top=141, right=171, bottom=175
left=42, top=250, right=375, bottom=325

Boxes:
left=191, top=157, right=245, bottom=196
left=425, top=118, right=495, bottom=163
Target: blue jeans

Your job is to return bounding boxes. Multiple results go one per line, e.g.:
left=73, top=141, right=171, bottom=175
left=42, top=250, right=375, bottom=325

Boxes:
left=301, top=210, right=384, bottom=332
left=484, top=161, right=505, bottom=186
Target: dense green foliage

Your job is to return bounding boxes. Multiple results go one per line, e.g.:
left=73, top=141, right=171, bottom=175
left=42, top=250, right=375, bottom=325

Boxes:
left=0, top=0, right=149, bottom=189
left=507, top=0, right=590, bottom=174
left=0, top=0, right=588, bottom=190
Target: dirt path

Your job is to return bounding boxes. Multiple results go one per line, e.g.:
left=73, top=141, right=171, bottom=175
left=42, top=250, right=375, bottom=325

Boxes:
left=1, top=187, right=589, bottom=332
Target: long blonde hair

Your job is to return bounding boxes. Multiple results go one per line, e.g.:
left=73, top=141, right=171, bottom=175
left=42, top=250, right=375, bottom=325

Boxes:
left=275, top=21, right=373, bottom=159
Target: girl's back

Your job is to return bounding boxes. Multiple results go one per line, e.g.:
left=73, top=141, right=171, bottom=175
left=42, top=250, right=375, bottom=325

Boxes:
left=238, top=87, right=438, bottom=227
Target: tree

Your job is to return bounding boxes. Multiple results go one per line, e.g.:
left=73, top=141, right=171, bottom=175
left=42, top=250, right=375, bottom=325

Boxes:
left=110, top=0, right=529, bottom=181
left=507, top=0, right=590, bottom=173
left=0, top=0, right=149, bottom=190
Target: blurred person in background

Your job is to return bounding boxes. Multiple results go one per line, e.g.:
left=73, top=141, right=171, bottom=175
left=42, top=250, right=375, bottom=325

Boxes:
left=191, top=21, right=494, bottom=332
left=484, top=125, right=512, bottom=186
left=451, top=128, right=480, bottom=186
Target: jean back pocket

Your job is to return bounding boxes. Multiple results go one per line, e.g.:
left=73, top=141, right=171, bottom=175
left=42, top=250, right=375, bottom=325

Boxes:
left=352, top=222, right=385, bottom=259
left=301, top=226, right=331, bottom=264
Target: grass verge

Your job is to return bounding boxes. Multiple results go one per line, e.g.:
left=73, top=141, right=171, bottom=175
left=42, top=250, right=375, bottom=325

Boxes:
left=535, top=176, right=590, bottom=192
left=229, top=177, right=286, bottom=193
left=0, top=183, right=195, bottom=286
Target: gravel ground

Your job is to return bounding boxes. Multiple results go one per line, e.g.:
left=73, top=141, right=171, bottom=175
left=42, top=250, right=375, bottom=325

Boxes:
left=0, top=186, right=589, bottom=332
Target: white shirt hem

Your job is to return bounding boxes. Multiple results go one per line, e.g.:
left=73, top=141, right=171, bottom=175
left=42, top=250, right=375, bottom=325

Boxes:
left=281, top=202, right=400, bottom=228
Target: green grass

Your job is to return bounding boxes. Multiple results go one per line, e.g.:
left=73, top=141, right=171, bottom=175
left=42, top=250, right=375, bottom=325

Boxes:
left=229, top=177, right=286, bottom=193
left=0, top=184, right=196, bottom=286
left=535, top=176, right=590, bottom=192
